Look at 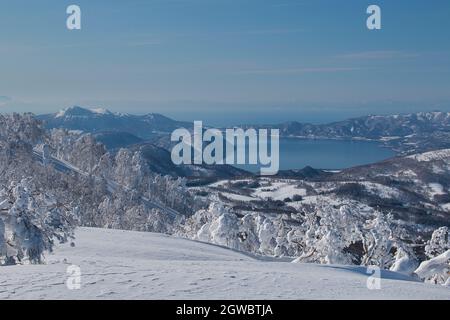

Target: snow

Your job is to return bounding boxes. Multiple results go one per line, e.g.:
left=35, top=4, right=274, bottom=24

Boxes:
left=390, top=248, right=418, bottom=276
left=55, top=110, right=66, bottom=118
left=90, top=108, right=110, bottom=115
left=221, top=192, right=255, bottom=202
left=1, top=227, right=449, bottom=300
left=380, top=136, right=401, bottom=141
left=432, top=164, right=445, bottom=174
left=396, top=169, right=417, bottom=178
left=408, top=149, right=450, bottom=162
left=208, top=179, right=252, bottom=188
left=415, top=250, right=450, bottom=286
left=360, top=182, right=401, bottom=199
left=68, top=130, right=84, bottom=135
left=252, top=182, right=307, bottom=201
left=428, top=183, right=445, bottom=196
left=54, top=106, right=112, bottom=118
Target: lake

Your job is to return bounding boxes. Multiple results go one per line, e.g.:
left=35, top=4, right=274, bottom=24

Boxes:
left=234, top=138, right=395, bottom=172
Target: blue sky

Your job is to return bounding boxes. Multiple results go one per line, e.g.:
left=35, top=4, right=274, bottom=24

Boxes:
left=0, top=0, right=449, bottom=125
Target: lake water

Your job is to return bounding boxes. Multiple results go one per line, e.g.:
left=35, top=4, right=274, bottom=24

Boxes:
left=234, top=138, right=395, bottom=172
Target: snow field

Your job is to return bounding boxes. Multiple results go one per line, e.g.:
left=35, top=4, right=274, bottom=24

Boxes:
left=1, top=228, right=448, bottom=300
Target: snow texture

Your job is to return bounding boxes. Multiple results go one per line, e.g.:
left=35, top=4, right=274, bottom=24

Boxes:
left=0, top=228, right=448, bottom=300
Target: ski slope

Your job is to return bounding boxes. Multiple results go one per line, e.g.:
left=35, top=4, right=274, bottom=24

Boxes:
left=0, top=228, right=448, bottom=300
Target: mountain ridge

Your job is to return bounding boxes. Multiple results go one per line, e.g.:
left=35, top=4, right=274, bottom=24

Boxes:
left=37, top=106, right=191, bottom=140
left=37, top=107, right=450, bottom=155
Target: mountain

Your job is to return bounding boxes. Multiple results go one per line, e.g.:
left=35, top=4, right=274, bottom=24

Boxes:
left=39, top=108, right=450, bottom=143
left=37, top=108, right=450, bottom=155
left=130, top=142, right=251, bottom=185
left=37, top=106, right=191, bottom=140
left=3, top=112, right=449, bottom=289
left=36, top=107, right=250, bottom=182
left=328, top=149, right=450, bottom=227
left=182, top=148, right=450, bottom=275
left=267, top=111, right=450, bottom=139
left=244, top=111, right=450, bottom=154
left=275, top=166, right=331, bottom=179
left=204, top=148, right=450, bottom=242
left=93, top=131, right=143, bottom=150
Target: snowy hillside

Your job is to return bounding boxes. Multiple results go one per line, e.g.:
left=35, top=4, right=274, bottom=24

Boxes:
left=1, top=113, right=449, bottom=298
left=0, top=228, right=448, bottom=300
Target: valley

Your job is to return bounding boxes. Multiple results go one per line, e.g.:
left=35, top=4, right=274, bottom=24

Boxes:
left=1, top=109, right=449, bottom=294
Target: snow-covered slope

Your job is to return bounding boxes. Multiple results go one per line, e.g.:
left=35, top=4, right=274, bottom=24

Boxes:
left=1, top=228, right=448, bottom=300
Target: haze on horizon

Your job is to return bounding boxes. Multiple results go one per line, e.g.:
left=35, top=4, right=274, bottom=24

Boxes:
left=0, top=0, right=449, bottom=126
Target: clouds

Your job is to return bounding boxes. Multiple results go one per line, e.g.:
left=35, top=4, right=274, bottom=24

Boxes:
left=231, top=67, right=362, bottom=76
left=337, top=51, right=420, bottom=60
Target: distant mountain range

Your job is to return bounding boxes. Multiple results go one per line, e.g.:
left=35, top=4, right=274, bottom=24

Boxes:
left=37, top=106, right=191, bottom=140
left=261, top=111, right=450, bottom=139
left=37, top=107, right=250, bottom=182
left=37, top=106, right=450, bottom=155
left=245, top=111, right=450, bottom=155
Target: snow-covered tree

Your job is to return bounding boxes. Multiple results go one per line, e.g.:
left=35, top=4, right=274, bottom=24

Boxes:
left=147, top=175, right=202, bottom=215
left=425, top=227, right=449, bottom=259
left=0, top=113, right=198, bottom=263
left=113, top=149, right=148, bottom=192
left=0, top=113, right=44, bottom=146
left=293, top=203, right=364, bottom=265
left=0, top=179, right=76, bottom=265
left=414, top=227, right=450, bottom=285
left=390, top=247, right=418, bottom=275
left=193, top=202, right=240, bottom=249
left=415, top=250, right=450, bottom=286
left=47, top=129, right=106, bottom=174
left=361, top=211, right=396, bottom=268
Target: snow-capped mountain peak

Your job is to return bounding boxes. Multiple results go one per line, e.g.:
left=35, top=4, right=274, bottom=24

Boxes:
left=55, top=106, right=113, bottom=118
left=38, top=106, right=191, bottom=140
